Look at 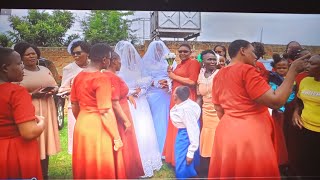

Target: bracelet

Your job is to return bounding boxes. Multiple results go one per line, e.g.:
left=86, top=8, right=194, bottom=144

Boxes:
left=113, top=138, right=122, bottom=151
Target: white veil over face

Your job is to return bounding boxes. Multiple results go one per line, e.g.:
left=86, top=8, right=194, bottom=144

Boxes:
left=141, top=40, right=173, bottom=92
left=114, top=40, right=142, bottom=72
left=142, top=40, right=170, bottom=66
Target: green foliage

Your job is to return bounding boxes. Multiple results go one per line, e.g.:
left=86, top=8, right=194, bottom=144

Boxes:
left=8, top=10, right=75, bottom=47
left=81, top=10, right=137, bottom=46
left=64, top=34, right=81, bottom=46
left=0, top=33, right=13, bottom=47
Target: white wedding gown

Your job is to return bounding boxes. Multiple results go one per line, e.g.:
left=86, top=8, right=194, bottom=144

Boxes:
left=119, top=69, right=163, bottom=178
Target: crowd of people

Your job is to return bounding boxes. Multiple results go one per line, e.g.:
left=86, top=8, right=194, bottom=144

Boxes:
left=0, top=38, right=319, bottom=179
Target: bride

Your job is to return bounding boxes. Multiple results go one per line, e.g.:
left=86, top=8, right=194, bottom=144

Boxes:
left=115, top=41, right=162, bottom=178
left=142, top=40, right=171, bottom=156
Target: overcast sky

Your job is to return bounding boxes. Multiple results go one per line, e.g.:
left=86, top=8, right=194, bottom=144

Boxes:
left=1, top=10, right=319, bottom=46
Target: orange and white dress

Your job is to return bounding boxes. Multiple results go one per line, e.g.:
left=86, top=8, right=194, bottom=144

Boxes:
left=197, top=68, right=220, bottom=157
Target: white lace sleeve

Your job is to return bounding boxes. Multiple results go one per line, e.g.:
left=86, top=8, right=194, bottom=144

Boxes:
left=137, top=76, right=153, bottom=89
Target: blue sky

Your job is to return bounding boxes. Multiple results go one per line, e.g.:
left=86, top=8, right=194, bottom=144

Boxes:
left=1, top=10, right=319, bottom=46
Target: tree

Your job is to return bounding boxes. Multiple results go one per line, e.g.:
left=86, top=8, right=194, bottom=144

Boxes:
left=0, top=33, right=13, bottom=47
left=63, top=33, right=81, bottom=46
left=81, top=10, right=137, bottom=46
left=8, top=10, right=75, bottom=47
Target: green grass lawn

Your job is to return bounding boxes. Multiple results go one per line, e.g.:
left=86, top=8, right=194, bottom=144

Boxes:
left=48, top=117, right=175, bottom=179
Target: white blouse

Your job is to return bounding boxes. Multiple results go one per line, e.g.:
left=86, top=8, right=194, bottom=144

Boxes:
left=170, top=99, right=201, bottom=158
left=59, top=62, right=84, bottom=107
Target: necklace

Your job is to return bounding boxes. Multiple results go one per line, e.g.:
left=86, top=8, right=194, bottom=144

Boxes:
left=204, top=69, right=215, bottom=78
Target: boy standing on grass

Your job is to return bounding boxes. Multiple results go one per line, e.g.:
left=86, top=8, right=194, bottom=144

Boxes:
left=170, top=86, right=201, bottom=179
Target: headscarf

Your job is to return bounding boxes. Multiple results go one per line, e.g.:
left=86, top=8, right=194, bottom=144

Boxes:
left=67, top=38, right=82, bottom=55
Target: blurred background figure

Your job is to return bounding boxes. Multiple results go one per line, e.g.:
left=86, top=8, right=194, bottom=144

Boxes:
left=213, top=45, right=230, bottom=65
left=269, top=53, right=295, bottom=175
left=252, top=42, right=269, bottom=82
left=251, top=42, right=273, bottom=71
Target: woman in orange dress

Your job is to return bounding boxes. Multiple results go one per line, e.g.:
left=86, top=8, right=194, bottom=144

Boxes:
left=208, top=39, right=309, bottom=179
left=196, top=50, right=220, bottom=176
left=59, top=40, right=90, bottom=154
left=0, top=47, right=45, bottom=179
left=70, top=43, right=126, bottom=179
left=14, top=42, right=61, bottom=179
left=164, top=43, right=201, bottom=166
left=103, top=51, right=144, bottom=178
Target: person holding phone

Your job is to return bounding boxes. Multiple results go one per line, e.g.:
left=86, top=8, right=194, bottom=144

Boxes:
left=0, top=47, right=45, bottom=179
left=14, top=42, right=61, bottom=179
left=208, top=39, right=310, bottom=179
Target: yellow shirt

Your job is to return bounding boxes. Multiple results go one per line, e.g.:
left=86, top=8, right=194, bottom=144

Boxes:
left=298, top=77, right=320, bottom=132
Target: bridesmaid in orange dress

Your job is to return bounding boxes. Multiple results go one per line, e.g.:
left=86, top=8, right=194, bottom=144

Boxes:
left=164, top=43, right=201, bottom=166
left=103, top=51, right=144, bottom=178
left=208, top=39, right=309, bottom=179
left=59, top=40, right=90, bottom=155
left=196, top=50, right=220, bottom=176
left=0, top=47, right=45, bottom=179
left=70, top=43, right=126, bottom=179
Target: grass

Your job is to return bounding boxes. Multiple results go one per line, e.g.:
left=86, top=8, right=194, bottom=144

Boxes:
left=48, top=116, right=175, bottom=179
left=48, top=117, right=72, bottom=179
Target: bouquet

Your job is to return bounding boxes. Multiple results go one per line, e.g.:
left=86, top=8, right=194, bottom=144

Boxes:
left=164, top=52, right=176, bottom=66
